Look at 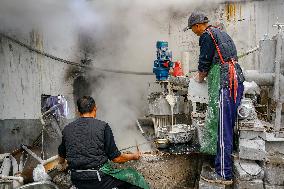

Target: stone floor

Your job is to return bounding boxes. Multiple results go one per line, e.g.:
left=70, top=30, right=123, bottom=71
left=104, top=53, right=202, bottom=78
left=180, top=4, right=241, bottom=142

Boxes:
left=53, top=152, right=208, bottom=189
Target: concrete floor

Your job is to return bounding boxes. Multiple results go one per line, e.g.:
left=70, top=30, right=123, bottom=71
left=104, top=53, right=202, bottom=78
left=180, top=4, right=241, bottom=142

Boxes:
left=52, top=152, right=208, bottom=189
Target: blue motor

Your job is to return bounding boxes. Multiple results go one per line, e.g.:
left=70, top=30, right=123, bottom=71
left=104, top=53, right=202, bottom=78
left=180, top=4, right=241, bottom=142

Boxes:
left=153, top=41, right=173, bottom=81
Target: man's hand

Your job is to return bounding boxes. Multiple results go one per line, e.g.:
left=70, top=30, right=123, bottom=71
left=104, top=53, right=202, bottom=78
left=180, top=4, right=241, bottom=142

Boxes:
left=131, top=151, right=140, bottom=160
left=193, top=73, right=201, bottom=82
left=112, top=149, right=141, bottom=163
left=56, top=156, right=68, bottom=171
left=56, top=162, right=68, bottom=171
left=193, top=71, right=207, bottom=83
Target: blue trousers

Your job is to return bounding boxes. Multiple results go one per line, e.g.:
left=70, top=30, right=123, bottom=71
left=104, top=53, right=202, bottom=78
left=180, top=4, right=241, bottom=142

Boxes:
left=215, top=84, right=244, bottom=179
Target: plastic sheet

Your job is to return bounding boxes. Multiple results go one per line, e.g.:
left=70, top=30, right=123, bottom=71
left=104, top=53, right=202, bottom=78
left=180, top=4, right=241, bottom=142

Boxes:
left=33, top=164, right=51, bottom=182
left=200, top=64, right=220, bottom=155
left=243, top=81, right=260, bottom=95
left=100, top=162, right=150, bottom=189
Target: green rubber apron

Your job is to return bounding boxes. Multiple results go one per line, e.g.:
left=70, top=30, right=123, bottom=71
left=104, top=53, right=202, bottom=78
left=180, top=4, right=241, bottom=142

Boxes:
left=200, top=63, right=221, bottom=155
left=100, top=162, right=150, bottom=189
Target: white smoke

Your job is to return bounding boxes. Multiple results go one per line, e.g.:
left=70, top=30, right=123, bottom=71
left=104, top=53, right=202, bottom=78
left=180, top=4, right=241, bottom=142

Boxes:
left=0, top=0, right=226, bottom=151
left=72, top=0, right=223, bottom=151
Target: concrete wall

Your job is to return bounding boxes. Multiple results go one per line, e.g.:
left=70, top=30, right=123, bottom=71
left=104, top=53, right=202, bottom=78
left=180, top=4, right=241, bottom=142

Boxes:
left=0, top=30, right=80, bottom=152
left=0, top=119, right=41, bottom=153
left=0, top=31, right=77, bottom=119
left=169, top=0, right=284, bottom=71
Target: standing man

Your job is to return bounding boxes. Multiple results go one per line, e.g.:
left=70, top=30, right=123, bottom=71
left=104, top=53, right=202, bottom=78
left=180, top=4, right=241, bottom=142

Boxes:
left=183, top=12, right=245, bottom=183
left=57, top=96, right=149, bottom=189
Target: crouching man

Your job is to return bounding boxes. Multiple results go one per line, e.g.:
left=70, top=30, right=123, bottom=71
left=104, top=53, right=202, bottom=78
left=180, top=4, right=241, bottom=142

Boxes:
left=57, top=96, right=149, bottom=189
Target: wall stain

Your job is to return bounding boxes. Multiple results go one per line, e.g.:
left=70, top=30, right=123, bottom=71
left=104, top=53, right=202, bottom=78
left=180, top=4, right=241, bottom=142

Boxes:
left=18, top=54, right=21, bottom=65
left=0, top=37, right=4, bottom=53
left=239, top=3, right=242, bottom=20
left=21, top=78, right=24, bottom=94
left=8, top=43, right=13, bottom=51
left=226, top=2, right=236, bottom=22
left=11, top=126, right=20, bottom=134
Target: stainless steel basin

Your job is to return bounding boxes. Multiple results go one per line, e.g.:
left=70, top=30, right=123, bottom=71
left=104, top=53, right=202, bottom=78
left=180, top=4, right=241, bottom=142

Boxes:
left=17, top=181, right=59, bottom=189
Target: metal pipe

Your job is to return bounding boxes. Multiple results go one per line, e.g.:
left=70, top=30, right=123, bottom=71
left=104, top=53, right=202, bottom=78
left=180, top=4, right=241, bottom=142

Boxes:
left=244, top=70, right=284, bottom=95
left=10, top=155, right=18, bottom=176
left=43, top=155, right=58, bottom=165
left=21, top=145, right=44, bottom=164
left=17, top=181, right=59, bottom=189
left=0, top=173, right=24, bottom=188
left=274, top=31, right=283, bottom=133
left=244, top=69, right=284, bottom=135
left=238, top=46, right=259, bottom=59
left=10, top=155, right=24, bottom=188
left=275, top=102, right=282, bottom=133
left=181, top=51, right=190, bottom=74
left=0, top=156, right=11, bottom=176
left=274, top=33, right=282, bottom=100
left=243, top=70, right=274, bottom=85
left=136, top=120, right=145, bottom=135
left=0, top=175, right=24, bottom=183
left=19, top=154, right=23, bottom=173
left=152, top=118, right=158, bottom=136
left=13, top=180, right=23, bottom=188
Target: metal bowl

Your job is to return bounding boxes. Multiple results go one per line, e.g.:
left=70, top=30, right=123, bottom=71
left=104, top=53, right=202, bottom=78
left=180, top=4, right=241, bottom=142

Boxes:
left=17, top=181, right=59, bottom=189
left=155, top=138, right=170, bottom=149
left=167, top=130, right=193, bottom=144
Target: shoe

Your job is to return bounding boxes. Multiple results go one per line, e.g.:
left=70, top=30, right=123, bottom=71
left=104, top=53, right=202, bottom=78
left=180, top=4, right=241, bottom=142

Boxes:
left=200, top=166, right=233, bottom=185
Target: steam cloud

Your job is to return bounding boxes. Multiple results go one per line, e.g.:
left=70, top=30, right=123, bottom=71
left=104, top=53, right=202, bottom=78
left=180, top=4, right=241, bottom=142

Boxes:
left=0, top=0, right=227, bottom=151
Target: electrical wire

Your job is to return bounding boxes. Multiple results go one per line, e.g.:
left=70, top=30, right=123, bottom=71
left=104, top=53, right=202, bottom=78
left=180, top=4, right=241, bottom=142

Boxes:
left=1, top=32, right=260, bottom=75
left=0, top=32, right=153, bottom=76
left=238, top=46, right=259, bottom=59
left=0, top=33, right=83, bottom=67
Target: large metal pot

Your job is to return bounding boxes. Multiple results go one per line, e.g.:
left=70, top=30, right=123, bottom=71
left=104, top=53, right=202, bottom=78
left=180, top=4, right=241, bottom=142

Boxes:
left=17, top=181, right=59, bottom=189
left=167, top=124, right=195, bottom=144
left=155, top=138, right=170, bottom=149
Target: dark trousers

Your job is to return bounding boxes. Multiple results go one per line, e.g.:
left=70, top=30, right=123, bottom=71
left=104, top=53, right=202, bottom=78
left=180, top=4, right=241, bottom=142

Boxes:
left=215, top=84, right=244, bottom=179
left=72, top=174, right=141, bottom=189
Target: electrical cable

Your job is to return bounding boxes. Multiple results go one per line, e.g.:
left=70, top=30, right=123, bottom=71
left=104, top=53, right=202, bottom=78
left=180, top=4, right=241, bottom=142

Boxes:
left=238, top=46, right=259, bottom=59
left=0, top=32, right=154, bottom=75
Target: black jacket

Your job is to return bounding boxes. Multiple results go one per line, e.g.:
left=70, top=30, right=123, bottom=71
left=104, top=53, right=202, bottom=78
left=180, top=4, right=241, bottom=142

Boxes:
left=58, top=117, right=121, bottom=180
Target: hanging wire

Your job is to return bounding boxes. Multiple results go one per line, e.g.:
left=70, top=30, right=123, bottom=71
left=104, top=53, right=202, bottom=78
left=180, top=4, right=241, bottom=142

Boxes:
left=0, top=32, right=153, bottom=75
left=0, top=32, right=259, bottom=75
left=238, top=46, right=259, bottom=59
